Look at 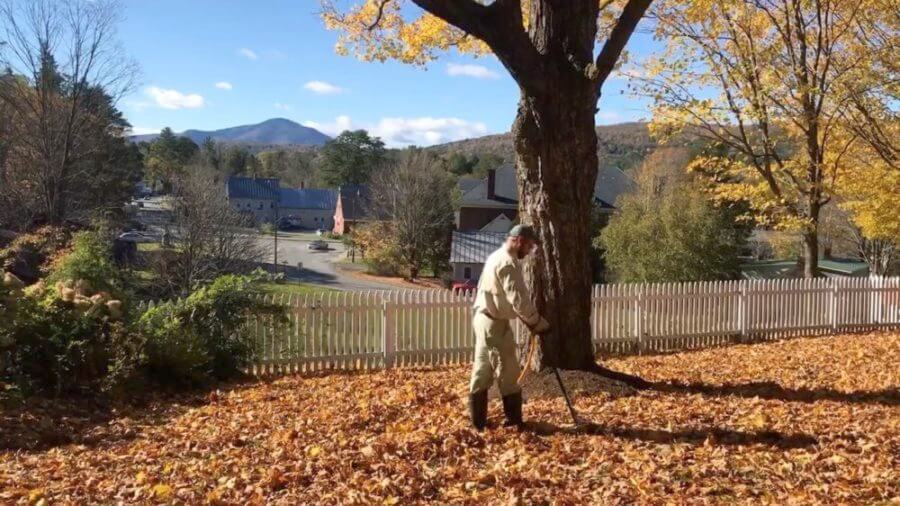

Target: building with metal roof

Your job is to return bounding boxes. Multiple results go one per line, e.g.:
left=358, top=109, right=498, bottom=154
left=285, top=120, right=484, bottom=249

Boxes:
left=740, top=258, right=870, bottom=279
left=226, top=176, right=338, bottom=229
left=449, top=230, right=507, bottom=283
left=455, top=163, right=634, bottom=231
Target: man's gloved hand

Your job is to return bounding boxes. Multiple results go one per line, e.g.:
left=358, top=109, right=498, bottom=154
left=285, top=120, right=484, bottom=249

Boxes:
left=530, top=316, right=551, bottom=335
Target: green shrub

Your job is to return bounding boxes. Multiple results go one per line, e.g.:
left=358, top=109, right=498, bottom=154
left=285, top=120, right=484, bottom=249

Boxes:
left=354, top=223, right=404, bottom=276
left=0, top=284, right=131, bottom=395
left=2, top=267, right=282, bottom=395
left=137, top=274, right=284, bottom=387
left=47, top=230, right=126, bottom=299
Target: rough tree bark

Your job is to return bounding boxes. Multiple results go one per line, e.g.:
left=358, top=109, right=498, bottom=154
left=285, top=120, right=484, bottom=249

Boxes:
left=413, top=0, right=652, bottom=380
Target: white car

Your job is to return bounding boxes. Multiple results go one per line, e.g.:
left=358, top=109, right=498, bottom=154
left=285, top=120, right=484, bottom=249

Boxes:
left=316, top=228, right=326, bottom=236
left=118, top=231, right=157, bottom=243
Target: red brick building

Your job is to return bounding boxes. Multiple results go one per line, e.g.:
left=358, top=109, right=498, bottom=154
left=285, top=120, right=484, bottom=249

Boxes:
left=332, top=185, right=371, bottom=236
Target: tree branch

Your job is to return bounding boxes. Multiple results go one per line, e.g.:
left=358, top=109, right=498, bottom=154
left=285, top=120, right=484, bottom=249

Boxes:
left=591, top=0, right=654, bottom=90
left=366, top=0, right=390, bottom=30
left=410, top=0, right=492, bottom=41
left=412, top=0, right=546, bottom=93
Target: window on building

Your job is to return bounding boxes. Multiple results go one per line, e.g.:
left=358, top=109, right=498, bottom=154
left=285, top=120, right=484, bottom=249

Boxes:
left=464, top=267, right=472, bottom=280
left=270, top=203, right=274, bottom=209
left=258, top=202, right=263, bottom=210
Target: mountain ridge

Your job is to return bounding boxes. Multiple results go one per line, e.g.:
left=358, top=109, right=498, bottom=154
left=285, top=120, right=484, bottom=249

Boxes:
left=129, top=118, right=331, bottom=146
left=428, top=122, right=666, bottom=173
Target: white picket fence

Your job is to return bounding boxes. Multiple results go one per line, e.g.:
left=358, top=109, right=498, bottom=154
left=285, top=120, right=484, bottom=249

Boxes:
left=141, top=277, right=900, bottom=375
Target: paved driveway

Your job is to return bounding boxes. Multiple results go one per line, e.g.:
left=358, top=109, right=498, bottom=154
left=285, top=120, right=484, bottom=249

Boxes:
left=256, top=234, right=399, bottom=291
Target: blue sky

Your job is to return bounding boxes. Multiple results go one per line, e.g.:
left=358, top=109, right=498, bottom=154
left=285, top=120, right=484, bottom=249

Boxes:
left=120, top=0, right=656, bottom=147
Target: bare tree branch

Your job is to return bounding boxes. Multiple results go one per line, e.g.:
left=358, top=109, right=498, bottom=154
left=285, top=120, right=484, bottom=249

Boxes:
left=592, top=0, right=654, bottom=90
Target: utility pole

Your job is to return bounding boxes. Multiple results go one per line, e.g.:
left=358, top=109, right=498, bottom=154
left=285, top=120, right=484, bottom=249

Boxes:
left=273, top=190, right=279, bottom=274
left=350, top=188, right=360, bottom=263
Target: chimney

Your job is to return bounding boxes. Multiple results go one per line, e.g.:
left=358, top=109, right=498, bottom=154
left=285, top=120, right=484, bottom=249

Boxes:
left=487, top=169, right=496, bottom=200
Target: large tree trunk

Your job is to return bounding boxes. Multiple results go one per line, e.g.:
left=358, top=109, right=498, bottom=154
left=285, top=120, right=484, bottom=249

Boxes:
left=513, top=79, right=600, bottom=371
left=801, top=230, right=819, bottom=278
left=408, top=0, right=653, bottom=378
left=801, top=198, right=821, bottom=278
left=510, top=0, right=602, bottom=372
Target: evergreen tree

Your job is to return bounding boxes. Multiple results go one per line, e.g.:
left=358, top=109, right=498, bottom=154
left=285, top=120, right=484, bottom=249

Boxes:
left=318, top=130, right=386, bottom=187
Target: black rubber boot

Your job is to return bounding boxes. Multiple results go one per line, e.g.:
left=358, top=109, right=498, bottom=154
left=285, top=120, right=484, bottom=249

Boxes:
left=469, top=390, right=488, bottom=431
left=502, top=392, right=523, bottom=428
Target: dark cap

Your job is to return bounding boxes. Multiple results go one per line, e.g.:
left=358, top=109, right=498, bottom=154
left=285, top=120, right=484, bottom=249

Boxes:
left=508, top=224, right=538, bottom=242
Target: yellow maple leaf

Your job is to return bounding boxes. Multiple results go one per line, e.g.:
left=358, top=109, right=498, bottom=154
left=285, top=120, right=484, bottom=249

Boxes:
left=384, top=496, right=400, bottom=505
left=308, top=445, right=322, bottom=458
left=152, top=484, right=173, bottom=500
left=27, top=488, right=45, bottom=502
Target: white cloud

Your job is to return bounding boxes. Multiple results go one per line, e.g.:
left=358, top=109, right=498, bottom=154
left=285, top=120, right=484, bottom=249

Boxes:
left=596, top=110, right=624, bottom=124
left=303, top=80, right=345, bottom=95
left=373, top=117, right=488, bottom=146
left=302, top=115, right=489, bottom=148
left=144, top=87, right=206, bottom=110
left=214, top=81, right=233, bottom=90
left=274, top=102, right=293, bottom=111
left=237, top=48, right=258, bottom=60
left=129, top=126, right=163, bottom=136
left=446, top=63, right=500, bottom=80
left=302, top=115, right=354, bottom=136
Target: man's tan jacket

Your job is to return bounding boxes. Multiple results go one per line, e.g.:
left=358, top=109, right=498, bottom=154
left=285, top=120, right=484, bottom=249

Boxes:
left=472, top=246, right=540, bottom=327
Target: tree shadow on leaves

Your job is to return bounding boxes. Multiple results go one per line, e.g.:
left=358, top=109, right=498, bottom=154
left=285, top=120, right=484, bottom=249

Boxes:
left=648, top=380, right=900, bottom=407
left=526, top=420, right=818, bottom=449
left=0, top=379, right=254, bottom=453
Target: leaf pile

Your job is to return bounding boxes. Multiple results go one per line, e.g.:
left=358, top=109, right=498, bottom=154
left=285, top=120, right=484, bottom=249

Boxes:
left=1, top=331, right=898, bottom=504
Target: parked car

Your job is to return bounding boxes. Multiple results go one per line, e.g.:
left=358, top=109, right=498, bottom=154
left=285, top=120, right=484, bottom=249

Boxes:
left=307, top=240, right=329, bottom=251
left=452, top=279, right=477, bottom=295
left=118, top=231, right=157, bottom=243
left=316, top=228, right=326, bottom=236
left=278, top=216, right=302, bottom=230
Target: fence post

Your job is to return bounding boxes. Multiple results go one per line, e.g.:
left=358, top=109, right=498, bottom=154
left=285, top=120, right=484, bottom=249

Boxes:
left=871, top=276, right=883, bottom=326
left=382, top=298, right=395, bottom=368
left=635, top=286, right=644, bottom=354
left=830, top=278, right=839, bottom=331
left=738, top=281, right=748, bottom=342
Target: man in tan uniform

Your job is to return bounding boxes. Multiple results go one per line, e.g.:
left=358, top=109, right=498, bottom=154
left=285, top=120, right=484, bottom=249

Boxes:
left=469, top=224, right=550, bottom=430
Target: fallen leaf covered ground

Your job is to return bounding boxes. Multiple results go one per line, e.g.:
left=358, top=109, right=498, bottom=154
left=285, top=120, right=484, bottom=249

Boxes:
left=1, top=331, right=898, bottom=504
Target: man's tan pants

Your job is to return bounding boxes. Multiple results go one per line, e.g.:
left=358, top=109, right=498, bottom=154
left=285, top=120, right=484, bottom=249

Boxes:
left=469, top=312, right=521, bottom=396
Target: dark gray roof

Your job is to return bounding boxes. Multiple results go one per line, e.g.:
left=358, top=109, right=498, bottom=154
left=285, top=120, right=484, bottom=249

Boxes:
left=279, top=188, right=337, bottom=210
left=593, top=166, right=636, bottom=208
left=458, top=163, right=635, bottom=209
left=227, top=177, right=279, bottom=200
left=457, top=177, right=481, bottom=195
left=449, top=231, right=506, bottom=264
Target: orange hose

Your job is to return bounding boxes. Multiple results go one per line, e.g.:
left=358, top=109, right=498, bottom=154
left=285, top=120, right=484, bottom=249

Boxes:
left=517, top=334, right=538, bottom=384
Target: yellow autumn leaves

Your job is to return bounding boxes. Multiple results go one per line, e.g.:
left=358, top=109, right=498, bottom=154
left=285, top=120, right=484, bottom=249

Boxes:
left=2, top=331, right=898, bottom=503
left=322, top=0, right=489, bottom=66
left=645, top=0, right=898, bottom=244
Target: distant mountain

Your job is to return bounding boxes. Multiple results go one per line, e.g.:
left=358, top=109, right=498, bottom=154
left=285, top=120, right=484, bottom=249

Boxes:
left=130, top=118, right=331, bottom=146
left=429, top=122, right=670, bottom=173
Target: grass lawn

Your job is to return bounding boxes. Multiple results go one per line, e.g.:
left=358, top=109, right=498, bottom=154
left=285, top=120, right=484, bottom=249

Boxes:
left=136, top=242, right=161, bottom=252
left=258, top=281, right=339, bottom=297
left=1, top=331, right=897, bottom=503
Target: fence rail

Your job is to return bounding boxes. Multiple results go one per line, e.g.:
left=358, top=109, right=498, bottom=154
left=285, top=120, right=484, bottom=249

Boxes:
left=142, top=277, right=900, bottom=375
